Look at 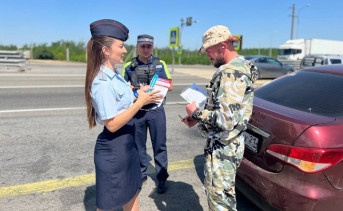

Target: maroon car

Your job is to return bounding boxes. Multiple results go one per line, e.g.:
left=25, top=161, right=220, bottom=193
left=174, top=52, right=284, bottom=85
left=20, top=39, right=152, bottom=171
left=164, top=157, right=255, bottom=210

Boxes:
left=237, top=64, right=343, bottom=210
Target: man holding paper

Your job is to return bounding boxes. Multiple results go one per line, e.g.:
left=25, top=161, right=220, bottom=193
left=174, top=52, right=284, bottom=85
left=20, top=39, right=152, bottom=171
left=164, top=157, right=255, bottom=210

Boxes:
left=182, top=25, right=258, bottom=211
left=122, top=34, right=173, bottom=194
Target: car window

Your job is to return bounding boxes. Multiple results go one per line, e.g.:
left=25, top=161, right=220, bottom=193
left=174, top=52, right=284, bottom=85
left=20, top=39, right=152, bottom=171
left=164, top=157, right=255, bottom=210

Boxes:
left=302, top=57, right=315, bottom=67
left=268, top=58, right=280, bottom=65
left=302, top=57, right=326, bottom=67
left=314, top=58, right=324, bottom=66
left=330, top=59, right=342, bottom=64
left=255, top=71, right=343, bottom=117
left=257, top=58, right=267, bottom=63
left=278, top=49, right=301, bottom=55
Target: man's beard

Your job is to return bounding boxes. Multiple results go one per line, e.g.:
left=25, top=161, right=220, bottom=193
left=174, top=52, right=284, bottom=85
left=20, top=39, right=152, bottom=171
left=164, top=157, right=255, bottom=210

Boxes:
left=213, top=57, right=226, bottom=68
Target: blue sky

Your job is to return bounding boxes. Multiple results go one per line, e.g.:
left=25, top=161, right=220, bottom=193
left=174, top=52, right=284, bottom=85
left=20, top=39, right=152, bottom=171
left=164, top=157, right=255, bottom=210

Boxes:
left=1, top=0, right=343, bottom=50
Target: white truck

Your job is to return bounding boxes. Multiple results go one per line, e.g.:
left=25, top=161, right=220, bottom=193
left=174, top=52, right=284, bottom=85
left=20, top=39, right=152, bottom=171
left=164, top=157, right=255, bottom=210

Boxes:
left=277, top=39, right=343, bottom=69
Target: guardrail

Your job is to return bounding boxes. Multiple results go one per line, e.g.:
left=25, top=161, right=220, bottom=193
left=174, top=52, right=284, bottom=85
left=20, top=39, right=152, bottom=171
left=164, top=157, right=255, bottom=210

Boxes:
left=0, top=50, right=28, bottom=71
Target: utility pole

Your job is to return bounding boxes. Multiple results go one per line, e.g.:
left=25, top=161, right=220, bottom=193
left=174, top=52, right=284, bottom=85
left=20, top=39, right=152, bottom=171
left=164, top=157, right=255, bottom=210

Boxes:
left=66, top=47, right=69, bottom=61
left=290, top=4, right=295, bottom=40
left=178, top=17, right=198, bottom=65
left=178, top=18, right=184, bottom=65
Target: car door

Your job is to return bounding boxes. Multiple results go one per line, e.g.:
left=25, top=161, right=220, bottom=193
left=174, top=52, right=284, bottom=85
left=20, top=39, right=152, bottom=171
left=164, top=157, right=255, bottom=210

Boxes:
left=266, top=58, right=286, bottom=77
left=255, top=57, right=270, bottom=78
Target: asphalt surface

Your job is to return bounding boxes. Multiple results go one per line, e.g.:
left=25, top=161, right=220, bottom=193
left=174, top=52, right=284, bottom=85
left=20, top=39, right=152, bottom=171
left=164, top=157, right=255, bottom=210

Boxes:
left=0, top=61, right=268, bottom=211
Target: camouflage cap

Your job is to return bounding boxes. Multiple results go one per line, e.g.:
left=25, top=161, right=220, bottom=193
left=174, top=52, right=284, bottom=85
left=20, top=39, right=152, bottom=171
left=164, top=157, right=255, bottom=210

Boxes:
left=199, top=25, right=232, bottom=54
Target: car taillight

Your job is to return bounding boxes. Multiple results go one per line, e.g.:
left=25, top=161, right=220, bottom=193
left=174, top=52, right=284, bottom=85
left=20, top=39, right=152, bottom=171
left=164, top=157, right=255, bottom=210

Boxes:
left=266, top=144, right=343, bottom=174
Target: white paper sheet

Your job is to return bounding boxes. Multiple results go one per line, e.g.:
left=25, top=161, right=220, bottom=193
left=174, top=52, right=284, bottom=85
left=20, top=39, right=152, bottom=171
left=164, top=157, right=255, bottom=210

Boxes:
left=180, top=83, right=207, bottom=107
left=153, top=78, right=171, bottom=107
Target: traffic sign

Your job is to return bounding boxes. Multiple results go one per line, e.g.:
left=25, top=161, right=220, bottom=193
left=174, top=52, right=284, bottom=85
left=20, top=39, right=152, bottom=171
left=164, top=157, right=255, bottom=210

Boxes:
left=186, top=17, right=192, bottom=26
left=177, top=45, right=183, bottom=55
left=233, top=35, right=243, bottom=51
left=169, top=27, right=179, bottom=47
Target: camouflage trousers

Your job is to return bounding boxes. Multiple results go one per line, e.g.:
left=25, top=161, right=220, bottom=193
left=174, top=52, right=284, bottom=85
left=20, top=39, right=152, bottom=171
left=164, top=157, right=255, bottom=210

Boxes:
left=203, top=135, right=245, bottom=211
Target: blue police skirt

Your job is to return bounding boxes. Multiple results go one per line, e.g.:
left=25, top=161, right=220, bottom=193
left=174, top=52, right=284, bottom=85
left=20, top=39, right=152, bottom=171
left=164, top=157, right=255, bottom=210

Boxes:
left=94, top=119, right=141, bottom=210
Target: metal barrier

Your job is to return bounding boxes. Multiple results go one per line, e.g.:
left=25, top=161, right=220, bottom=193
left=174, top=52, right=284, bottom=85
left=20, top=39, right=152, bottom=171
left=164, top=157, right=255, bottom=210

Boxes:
left=0, top=50, right=28, bottom=71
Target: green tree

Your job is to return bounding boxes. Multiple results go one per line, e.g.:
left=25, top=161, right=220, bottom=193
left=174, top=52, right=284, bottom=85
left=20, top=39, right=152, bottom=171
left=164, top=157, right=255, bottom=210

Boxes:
left=0, top=44, right=18, bottom=50
left=33, top=44, right=54, bottom=60
left=0, top=41, right=280, bottom=64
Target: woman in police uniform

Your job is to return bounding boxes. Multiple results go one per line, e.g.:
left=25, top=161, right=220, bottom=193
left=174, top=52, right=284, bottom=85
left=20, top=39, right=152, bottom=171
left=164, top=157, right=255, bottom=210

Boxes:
left=85, top=19, right=161, bottom=211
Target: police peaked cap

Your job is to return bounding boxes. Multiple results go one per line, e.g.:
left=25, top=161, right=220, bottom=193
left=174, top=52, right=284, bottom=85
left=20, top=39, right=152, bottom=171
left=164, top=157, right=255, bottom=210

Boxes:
left=137, top=34, right=154, bottom=45
left=90, top=19, right=129, bottom=41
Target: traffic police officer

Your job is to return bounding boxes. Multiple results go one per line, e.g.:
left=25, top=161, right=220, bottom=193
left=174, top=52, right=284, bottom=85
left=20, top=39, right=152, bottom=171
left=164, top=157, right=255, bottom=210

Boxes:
left=85, top=20, right=162, bottom=210
left=182, top=25, right=258, bottom=211
left=122, top=34, right=173, bottom=194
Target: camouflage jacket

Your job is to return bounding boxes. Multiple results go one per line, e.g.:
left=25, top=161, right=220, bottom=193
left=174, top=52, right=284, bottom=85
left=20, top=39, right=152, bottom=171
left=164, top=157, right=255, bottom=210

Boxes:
left=194, top=57, right=258, bottom=143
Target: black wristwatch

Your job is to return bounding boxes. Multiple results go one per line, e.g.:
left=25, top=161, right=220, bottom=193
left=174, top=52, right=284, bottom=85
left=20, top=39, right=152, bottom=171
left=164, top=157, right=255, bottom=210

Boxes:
left=192, top=109, right=200, bottom=120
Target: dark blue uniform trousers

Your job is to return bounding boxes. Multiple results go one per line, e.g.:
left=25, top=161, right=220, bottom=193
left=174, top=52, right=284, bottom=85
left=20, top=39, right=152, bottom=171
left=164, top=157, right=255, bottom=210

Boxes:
left=134, top=106, right=169, bottom=181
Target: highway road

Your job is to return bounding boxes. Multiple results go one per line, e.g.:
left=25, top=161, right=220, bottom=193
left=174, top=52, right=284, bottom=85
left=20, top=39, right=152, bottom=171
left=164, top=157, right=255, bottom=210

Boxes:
left=0, top=61, right=263, bottom=211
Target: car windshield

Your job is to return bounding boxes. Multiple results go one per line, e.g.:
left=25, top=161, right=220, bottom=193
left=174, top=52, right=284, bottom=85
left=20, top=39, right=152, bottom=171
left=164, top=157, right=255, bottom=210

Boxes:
left=255, top=71, right=343, bottom=117
left=278, top=49, right=301, bottom=55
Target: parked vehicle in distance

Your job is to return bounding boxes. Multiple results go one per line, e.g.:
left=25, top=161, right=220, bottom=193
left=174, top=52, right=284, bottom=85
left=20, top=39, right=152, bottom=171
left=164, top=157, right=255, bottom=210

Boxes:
left=245, top=55, right=294, bottom=79
left=277, top=39, right=343, bottom=70
left=277, top=39, right=343, bottom=62
left=237, top=64, right=343, bottom=211
left=300, top=54, right=343, bottom=69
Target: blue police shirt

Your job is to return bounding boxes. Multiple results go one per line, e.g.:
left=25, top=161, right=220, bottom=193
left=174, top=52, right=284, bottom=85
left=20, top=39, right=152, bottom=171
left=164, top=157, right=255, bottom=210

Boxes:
left=91, top=65, right=133, bottom=125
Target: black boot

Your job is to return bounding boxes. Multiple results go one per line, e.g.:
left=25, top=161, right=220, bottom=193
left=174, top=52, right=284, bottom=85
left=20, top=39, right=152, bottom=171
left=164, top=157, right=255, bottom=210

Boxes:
left=157, top=180, right=167, bottom=194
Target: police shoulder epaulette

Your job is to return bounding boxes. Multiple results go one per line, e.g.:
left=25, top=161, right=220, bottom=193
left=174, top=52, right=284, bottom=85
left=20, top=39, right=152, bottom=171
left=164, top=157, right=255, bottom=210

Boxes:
left=98, top=70, right=107, bottom=81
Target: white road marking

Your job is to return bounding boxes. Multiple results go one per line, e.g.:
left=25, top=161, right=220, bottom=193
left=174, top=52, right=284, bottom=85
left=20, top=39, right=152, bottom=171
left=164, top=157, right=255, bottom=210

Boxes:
left=0, top=85, right=84, bottom=89
left=0, top=107, right=86, bottom=113
left=0, top=102, right=188, bottom=113
left=0, top=83, right=207, bottom=89
left=0, top=74, right=85, bottom=77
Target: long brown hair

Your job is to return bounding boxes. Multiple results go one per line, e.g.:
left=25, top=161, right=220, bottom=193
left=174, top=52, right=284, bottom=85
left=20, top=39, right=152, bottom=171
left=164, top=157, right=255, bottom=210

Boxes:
left=85, top=36, right=115, bottom=129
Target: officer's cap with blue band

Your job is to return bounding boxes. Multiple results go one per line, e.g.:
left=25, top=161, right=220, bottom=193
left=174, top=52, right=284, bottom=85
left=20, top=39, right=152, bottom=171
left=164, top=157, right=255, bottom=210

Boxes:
left=137, top=34, right=154, bottom=45
left=90, top=19, right=129, bottom=41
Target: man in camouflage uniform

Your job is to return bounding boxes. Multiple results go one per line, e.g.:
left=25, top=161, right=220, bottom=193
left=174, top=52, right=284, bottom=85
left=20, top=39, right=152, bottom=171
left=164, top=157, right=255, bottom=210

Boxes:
left=182, top=25, right=258, bottom=211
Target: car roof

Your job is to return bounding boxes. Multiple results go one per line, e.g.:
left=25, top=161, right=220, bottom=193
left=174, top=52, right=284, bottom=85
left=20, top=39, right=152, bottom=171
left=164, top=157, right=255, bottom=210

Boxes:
left=302, top=64, right=343, bottom=76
